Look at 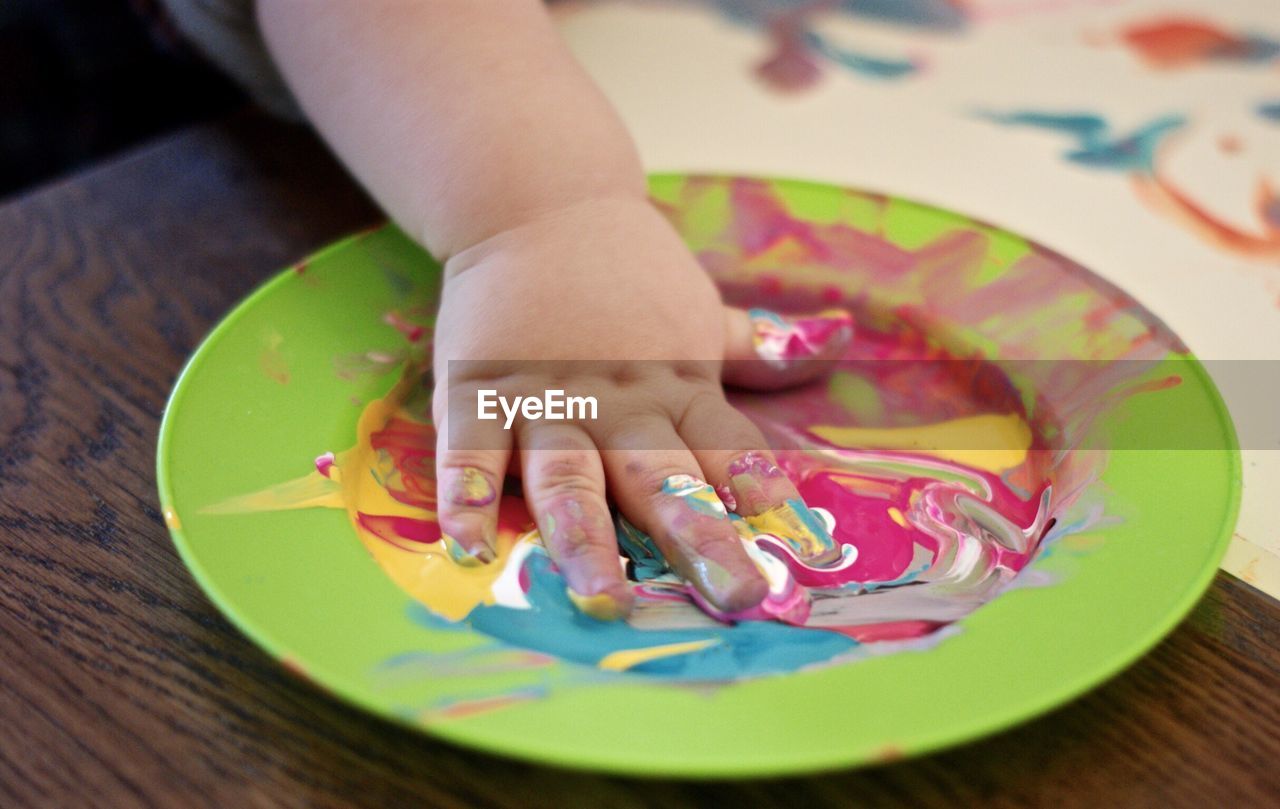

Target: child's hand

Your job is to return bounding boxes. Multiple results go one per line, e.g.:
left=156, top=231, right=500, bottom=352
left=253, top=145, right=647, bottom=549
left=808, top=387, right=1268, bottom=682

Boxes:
left=259, top=0, right=853, bottom=621
left=432, top=197, right=853, bottom=620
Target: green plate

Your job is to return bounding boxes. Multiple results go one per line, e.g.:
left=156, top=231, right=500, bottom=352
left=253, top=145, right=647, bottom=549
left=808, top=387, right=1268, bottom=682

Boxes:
left=157, top=175, right=1239, bottom=777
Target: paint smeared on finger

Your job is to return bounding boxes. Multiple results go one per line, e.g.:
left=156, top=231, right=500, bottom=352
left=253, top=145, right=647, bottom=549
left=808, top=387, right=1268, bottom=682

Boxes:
left=659, top=474, right=729, bottom=519
left=745, top=498, right=841, bottom=566
left=749, top=308, right=854, bottom=369
left=714, top=484, right=737, bottom=512
left=726, top=450, right=786, bottom=513
left=540, top=498, right=632, bottom=620
left=657, top=474, right=772, bottom=612
left=726, top=451, right=840, bottom=564
left=441, top=466, right=497, bottom=507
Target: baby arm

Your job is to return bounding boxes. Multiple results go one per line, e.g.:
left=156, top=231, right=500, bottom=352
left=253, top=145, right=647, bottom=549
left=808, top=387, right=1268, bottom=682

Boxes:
left=258, top=0, right=852, bottom=618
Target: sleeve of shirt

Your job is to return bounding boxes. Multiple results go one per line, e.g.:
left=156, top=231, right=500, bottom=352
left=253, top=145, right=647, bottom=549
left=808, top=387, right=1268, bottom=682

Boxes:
left=157, top=0, right=303, bottom=120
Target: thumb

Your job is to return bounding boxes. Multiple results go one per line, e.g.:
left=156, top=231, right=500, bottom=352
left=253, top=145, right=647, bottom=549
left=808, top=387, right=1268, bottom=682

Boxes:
left=722, top=306, right=854, bottom=391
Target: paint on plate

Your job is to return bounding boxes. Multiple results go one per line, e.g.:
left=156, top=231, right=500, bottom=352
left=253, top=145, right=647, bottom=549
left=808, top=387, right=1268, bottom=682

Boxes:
left=207, top=178, right=1185, bottom=692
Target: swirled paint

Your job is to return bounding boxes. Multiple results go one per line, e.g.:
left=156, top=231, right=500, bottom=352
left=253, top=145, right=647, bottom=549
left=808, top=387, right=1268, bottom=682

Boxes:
left=206, top=177, right=1185, bottom=688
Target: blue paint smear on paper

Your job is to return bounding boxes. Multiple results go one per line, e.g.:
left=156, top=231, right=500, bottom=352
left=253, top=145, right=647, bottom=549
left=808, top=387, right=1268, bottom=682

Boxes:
left=712, top=0, right=968, bottom=31
left=808, top=30, right=919, bottom=79
left=1229, top=34, right=1280, bottom=64
left=976, top=110, right=1187, bottom=173
left=709, top=0, right=949, bottom=82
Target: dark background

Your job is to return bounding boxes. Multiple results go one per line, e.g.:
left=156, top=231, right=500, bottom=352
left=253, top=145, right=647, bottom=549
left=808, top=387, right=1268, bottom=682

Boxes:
left=0, top=0, right=242, bottom=201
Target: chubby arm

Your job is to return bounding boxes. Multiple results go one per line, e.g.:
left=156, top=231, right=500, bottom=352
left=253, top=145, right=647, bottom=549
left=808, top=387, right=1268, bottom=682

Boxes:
left=256, top=1, right=853, bottom=620
left=257, top=0, right=646, bottom=261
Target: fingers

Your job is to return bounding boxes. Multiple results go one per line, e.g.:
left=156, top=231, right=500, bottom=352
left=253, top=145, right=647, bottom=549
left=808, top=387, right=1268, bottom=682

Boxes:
left=722, top=306, right=853, bottom=391
left=678, top=394, right=841, bottom=566
left=596, top=417, right=769, bottom=614
left=433, top=408, right=510, bottom=563
left=517, top=423, right=633, bottom=621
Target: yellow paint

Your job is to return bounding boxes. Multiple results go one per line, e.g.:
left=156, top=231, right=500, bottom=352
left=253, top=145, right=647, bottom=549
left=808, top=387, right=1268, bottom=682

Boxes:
left=738, top=504, right=834, bottom=561
left=205, top=365, right=734, bottom=668
left=456, top=466, right=494, bottom=503
left=200, top=472, right=343, bottom=514
left=566, top=588, right=626, bottom=622
left=203, top=366, right=521, bottom=623
left=597, top=639, right=720, bottom=672
left=662, top=475, right=728, bottom=517
left=336, top=372, right=514, bottom=622
left=203, top=374, right=1036, bottom=667
left=809, top=412, right=1032, bottom=474
left=887, top=506, right=908, bottom=528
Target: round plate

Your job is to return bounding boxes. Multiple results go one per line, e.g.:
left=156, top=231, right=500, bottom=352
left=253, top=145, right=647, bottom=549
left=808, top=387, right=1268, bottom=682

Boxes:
left=157, top=175, right=1239, bottom=777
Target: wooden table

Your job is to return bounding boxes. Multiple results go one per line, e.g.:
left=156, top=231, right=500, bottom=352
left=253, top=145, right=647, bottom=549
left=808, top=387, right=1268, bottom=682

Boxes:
left=1, top=111, right=1276, bottom=808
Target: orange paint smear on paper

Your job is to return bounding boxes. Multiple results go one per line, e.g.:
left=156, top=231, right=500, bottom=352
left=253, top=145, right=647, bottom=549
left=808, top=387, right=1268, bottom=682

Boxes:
left=1133, top=174, right=1280, bottom=261
left=1120, top=17, right=1268, bottom=69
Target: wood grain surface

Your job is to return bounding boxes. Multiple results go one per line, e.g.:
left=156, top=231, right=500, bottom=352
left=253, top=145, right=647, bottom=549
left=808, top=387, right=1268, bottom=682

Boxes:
left=0, top=110, right=1276, bottom=809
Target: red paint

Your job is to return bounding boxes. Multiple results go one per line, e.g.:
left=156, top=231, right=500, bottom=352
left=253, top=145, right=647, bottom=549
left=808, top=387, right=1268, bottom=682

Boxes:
left=369, top=417, right=438, bottom=508
left=836, top=620, right=945, bottom=643
left=756, top=4, right=828, bottom=93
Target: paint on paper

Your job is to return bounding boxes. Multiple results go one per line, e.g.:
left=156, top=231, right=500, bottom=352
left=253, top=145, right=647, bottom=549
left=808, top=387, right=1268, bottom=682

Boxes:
left=980, top=109, right=1280, bottom=260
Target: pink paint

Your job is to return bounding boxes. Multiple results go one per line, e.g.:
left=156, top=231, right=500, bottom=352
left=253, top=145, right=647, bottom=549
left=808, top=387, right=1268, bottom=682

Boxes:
left=749, top=308, right=855, bottom=369
left=383, top=310, right=426, bottom=342
left=756, top=3, right=828, bottom=92
left=834, top=620, right=945, bottom=643
left=715, top=485, right=738, bottom=512
left=690, top=576, right=812, bottom=626
left=727, top=450, right=783, bottom=478
left=356, top=513, right=443, bottom=551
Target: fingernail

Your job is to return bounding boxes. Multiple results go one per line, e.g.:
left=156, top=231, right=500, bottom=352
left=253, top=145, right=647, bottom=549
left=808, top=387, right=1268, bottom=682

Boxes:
left=726, top=451, right=785, bottom=514
left=476, top=524, right=498, bottom=561
left=539, top=498, right=602, bottom=556
left=660, top=474, right=729, bottom=519
left=442, top=532, right=495, bottom=565
left=694, top=556, right=770, bottom=613
left=441, top=466, right=497, bottom=507
left=748, top=308, right=854, bottom=369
